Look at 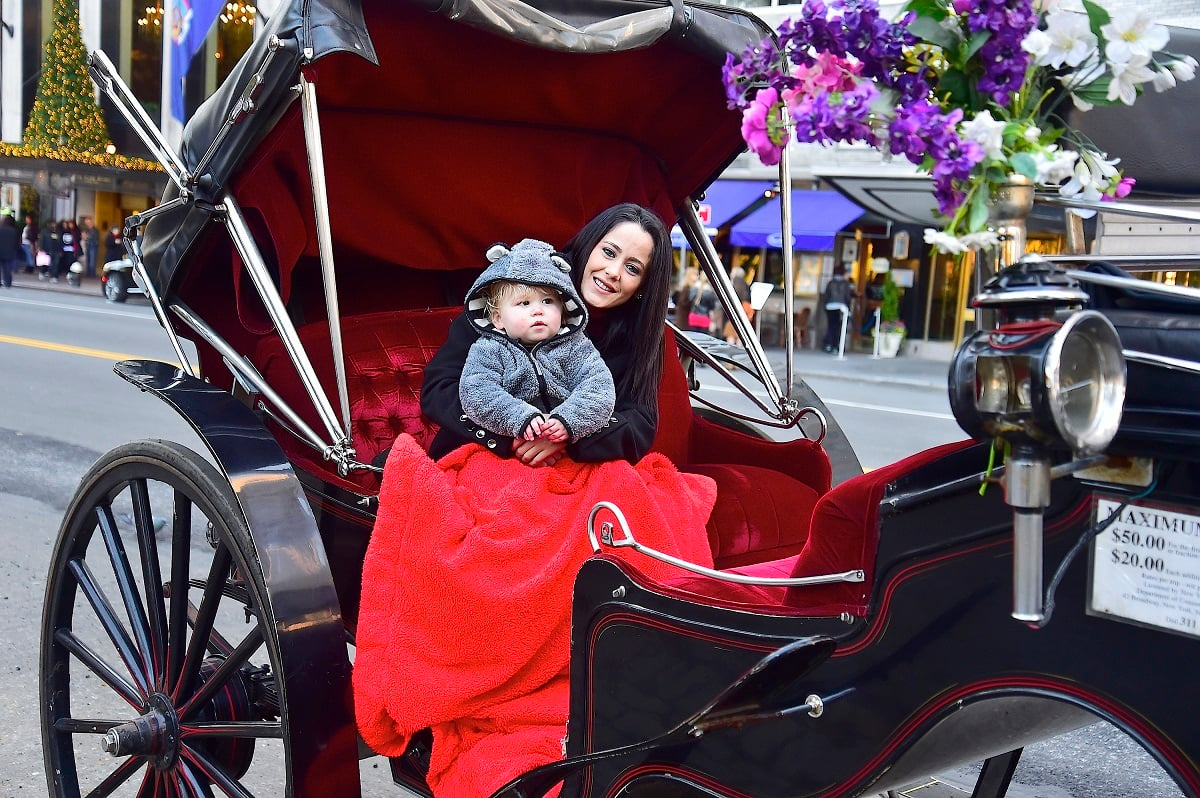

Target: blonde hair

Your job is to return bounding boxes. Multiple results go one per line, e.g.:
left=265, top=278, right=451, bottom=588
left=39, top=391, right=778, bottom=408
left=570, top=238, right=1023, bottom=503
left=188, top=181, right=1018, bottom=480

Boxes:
left=482, top=280, right=562, bottom=322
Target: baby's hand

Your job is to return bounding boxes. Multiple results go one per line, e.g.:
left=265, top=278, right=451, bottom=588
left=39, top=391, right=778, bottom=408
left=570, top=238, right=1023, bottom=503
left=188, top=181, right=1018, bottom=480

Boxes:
left=541, top=418, right=568, bottom=443
left=524, top=415, right=547, bottom=441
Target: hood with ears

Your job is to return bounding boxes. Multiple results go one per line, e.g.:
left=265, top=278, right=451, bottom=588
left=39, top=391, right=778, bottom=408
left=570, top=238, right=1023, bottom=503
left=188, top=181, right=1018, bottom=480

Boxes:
left=464, top=238, right=587, bottom=338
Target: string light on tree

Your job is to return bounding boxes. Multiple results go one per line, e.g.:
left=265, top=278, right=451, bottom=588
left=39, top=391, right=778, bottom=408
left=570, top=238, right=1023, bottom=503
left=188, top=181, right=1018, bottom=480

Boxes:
left=23, top=0, right=112, bottom=155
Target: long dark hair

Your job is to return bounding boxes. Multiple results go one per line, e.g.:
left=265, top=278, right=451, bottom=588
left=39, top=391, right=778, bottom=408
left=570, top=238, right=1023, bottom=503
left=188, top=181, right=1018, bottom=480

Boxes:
left=564, top=203, right=672, bottom=407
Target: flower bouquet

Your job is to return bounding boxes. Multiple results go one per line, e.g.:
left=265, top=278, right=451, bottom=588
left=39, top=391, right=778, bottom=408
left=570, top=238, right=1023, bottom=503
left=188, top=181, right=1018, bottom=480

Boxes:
left=722, top=0, right=1198, bottom=253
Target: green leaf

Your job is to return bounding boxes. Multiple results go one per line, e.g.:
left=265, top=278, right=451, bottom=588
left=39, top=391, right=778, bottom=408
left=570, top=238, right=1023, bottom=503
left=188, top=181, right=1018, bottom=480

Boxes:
left=939, top=69, right=972, bottom=107
left=903, top=0, right=949, bottom=22
left=1010, top=152, right=1039, bottom=180
left=968, top=188, right=990, bottom=231
left=1081, top=0, right=1111, bottom=41
left=965, top=30, right=990, bottom=60
left=908, top=16, right=959, bottom=51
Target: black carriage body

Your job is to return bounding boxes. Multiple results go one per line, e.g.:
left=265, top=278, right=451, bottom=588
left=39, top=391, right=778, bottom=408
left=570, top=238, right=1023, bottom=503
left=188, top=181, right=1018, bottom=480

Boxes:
left=559, top=447, right=1200, bottom=797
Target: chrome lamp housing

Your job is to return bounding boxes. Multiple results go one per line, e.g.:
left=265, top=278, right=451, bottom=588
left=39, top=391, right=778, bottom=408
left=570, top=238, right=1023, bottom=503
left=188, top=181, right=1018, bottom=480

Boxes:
left=949, top=256, right=1127, bottom=624
left=950, top=257, right=1127, bottom=456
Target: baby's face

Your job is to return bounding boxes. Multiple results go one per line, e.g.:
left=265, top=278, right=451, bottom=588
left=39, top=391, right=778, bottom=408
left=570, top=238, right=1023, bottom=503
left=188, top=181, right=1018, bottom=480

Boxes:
left=493, top=286, right=564, bottom=344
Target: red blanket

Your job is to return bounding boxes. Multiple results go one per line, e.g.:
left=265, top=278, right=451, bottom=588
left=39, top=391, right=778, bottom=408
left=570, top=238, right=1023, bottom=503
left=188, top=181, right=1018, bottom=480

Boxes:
left=353, top=435, right=716, bottom=798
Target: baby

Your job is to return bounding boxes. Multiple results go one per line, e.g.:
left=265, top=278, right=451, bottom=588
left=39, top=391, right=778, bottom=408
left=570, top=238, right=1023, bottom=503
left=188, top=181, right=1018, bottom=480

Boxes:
left=459, top=238, right=616, bottom=446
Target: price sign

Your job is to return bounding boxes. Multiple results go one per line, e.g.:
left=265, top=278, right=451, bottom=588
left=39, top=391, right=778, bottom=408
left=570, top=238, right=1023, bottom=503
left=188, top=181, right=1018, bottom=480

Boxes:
left=1089, top=495, right=1200, bottom=639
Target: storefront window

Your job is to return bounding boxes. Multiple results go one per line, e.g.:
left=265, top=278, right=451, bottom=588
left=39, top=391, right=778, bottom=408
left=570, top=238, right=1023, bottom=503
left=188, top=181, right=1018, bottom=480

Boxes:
left=215, top=2, right=257, bottom=83
left=132, top=3, right=163, bottom=119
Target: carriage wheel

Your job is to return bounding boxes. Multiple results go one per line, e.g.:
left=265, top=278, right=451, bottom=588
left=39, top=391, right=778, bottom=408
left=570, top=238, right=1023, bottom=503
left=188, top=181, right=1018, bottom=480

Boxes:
left=42, top=440, right=291, bottom=797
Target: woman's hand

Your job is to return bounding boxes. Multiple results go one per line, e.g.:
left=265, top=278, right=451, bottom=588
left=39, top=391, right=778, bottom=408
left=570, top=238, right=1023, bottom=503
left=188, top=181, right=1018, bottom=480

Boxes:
left=513, top=437, right=566, bottom=467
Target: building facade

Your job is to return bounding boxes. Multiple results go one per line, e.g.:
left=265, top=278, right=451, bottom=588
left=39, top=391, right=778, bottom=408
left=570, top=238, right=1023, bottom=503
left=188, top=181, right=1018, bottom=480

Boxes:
left=0, top=1, right=259, bottom=227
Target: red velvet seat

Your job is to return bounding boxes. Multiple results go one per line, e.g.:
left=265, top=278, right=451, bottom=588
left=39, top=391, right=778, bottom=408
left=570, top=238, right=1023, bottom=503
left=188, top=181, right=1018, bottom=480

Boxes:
left=651, top=329, right=831, bottom=569
left=655, top=439, right=976, bottom=617
left=255, top=312, right=832, bottom=568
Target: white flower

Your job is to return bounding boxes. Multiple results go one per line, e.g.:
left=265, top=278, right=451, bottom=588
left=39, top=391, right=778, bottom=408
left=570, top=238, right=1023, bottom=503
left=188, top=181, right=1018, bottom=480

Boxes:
left=1101, top=11, right=1170, bottom=64
left=958, top=231, right=1001, bottom=250
left=1152, top=65, right=1177, bottom=92
left=1033, top=147, right=1078, bottom=184
left=1106, top=54, right=1156, bottom=105
left=1170, top=55, right=1199, bottom=82
left=1023, top=125, right=1042, bottom=143
left=1026, top=11, right=1097, bottom=69
left=960, top=110, right=1006, bottom=160
left=924, top=228, right=966, bottom=254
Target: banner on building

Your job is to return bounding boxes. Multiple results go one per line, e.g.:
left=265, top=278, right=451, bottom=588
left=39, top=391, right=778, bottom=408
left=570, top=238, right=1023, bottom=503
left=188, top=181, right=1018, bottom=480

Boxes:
left=167, top=0, right=224, bottom=124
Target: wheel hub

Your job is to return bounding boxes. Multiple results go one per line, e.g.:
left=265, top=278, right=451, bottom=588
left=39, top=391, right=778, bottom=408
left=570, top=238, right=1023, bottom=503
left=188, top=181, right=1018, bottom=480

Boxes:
left=99, top=658, right=263, bottom=777
left=101, top=692, right=179, bottom=770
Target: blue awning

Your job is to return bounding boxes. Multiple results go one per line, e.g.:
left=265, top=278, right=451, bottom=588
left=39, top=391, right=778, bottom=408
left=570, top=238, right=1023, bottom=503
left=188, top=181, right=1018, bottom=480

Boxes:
left=671, top=179, right=776, bottom=248
left=729, top=189, right=864, bottom=250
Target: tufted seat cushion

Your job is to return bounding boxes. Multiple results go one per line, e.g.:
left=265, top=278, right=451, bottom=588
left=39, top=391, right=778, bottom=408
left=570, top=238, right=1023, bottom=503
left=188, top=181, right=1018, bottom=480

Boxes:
left=254, top=308, right=460, bottom=493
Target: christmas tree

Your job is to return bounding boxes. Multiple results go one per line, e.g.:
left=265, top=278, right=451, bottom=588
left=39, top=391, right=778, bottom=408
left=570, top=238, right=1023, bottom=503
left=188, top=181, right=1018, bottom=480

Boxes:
left=22, top=0, right=112, bottom=153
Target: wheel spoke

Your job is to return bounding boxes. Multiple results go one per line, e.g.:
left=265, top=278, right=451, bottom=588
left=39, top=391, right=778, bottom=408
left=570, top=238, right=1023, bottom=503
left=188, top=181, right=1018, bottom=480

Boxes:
left=179, top=743, right=253, bottom=798
left=180, top=720, right=283, bottom=739
left=166, top=493, right=193, bottom=693
left=187, top=599, right=235, bottom=658
left=81, top=753, right=144, bottom=798
left=54, top=627, right=143, bottom=707
left=173, top=544, right=231, bottom=703
left=53, top=716, right=126, bottom=735
left=179, top=758, right=216, bottom=798
left=134, top=768, right=157, bottom=798
left=179, top=626, right=264, bottom=720
left=96, top=504, right=155, bottom=682
left=131, top=478, right=168, bottom=686
left=65, top=558, right=152, bottom=696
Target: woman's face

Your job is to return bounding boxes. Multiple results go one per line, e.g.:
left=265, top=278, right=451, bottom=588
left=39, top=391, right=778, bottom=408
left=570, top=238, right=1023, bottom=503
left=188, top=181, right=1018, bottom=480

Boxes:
left=578, top=221, right=653, bottom=311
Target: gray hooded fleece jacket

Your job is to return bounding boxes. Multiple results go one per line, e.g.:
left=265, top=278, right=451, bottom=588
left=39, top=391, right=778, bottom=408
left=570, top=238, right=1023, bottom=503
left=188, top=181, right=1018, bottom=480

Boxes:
left=459, top=238, right=616, bottom=442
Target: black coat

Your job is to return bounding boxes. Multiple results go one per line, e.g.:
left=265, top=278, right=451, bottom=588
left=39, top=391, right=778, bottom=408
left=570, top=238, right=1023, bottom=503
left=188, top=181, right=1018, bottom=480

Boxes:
left=0, top=223, right=20, bottom=261
left=420, top=312, right=657, bottom=463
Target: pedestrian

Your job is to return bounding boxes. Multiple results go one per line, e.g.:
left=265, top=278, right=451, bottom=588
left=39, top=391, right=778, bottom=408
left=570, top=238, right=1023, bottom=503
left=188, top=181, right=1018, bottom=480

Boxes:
left=103, top=223, right=124, bottom=266
left=57, top=220, right=79, bottom=283
left=821, top=264, right=854, bottom=353
left=21, top=214, right=38, bottom=273
left=38, top=222, right=61, bottom=281
left=81, top=216, right=99, bottom=277
left=0, top=214, right=20, bottom=288
left=688, top=272, right=717, bottom=334
left=671, top=265, right=698, bottom=330
left=723, top=264, right=754, bottom=344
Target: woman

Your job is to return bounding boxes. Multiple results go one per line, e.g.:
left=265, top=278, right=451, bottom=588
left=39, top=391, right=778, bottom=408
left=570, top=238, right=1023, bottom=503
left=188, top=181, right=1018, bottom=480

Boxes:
left=357, top=204, right=715, bottom=798
left=420, top=202, right=673, bottom=466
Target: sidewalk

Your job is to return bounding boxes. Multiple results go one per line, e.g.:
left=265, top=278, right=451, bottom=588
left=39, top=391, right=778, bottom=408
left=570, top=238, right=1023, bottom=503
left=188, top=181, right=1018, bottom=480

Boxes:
left=8, top=268, right=105, bottom=297
left=763, top=343, right=951, bottom=391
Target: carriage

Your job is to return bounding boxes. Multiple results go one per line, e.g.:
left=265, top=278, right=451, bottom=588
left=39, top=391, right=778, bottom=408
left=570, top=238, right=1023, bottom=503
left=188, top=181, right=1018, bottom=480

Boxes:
left=41, top=0, right=1200, bottom=796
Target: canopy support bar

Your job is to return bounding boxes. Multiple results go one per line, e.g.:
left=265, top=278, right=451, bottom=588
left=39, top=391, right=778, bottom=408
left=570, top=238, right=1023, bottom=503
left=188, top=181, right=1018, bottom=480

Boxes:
left=299, top=73, right=353, bottom=441
left=88, top=49, right=188, bottom=188
left=678, top=205, right=786, bottom=408
left=168, top=302, right=333, bottom=458
left=223, top=196, right=349, bottom=452
left=778, top=113, right=796, bottom=394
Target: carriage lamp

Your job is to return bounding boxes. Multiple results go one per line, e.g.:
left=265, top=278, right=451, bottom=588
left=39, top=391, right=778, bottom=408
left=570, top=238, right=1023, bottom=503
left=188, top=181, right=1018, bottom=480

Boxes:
left=949, top=256, right=1126, bottom=622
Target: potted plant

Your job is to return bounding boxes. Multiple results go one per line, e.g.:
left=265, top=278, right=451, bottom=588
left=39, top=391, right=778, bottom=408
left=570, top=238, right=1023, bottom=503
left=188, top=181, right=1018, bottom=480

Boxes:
left=876, top=274, right=905, bottom=358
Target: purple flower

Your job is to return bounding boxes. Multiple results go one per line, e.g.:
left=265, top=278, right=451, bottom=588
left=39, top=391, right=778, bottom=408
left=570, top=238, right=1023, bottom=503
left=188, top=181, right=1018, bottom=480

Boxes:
left=741, top=88, right=789, bottom=165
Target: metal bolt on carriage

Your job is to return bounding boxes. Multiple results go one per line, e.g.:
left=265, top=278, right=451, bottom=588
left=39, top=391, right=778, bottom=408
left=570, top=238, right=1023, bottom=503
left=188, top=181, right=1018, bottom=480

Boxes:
left=41, top=1, right=1200, bottom=796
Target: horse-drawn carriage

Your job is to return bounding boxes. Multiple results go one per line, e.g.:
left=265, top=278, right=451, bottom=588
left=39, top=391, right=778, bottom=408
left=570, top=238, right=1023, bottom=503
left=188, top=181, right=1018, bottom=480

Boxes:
left=41, top=1, right=1200, bottom=796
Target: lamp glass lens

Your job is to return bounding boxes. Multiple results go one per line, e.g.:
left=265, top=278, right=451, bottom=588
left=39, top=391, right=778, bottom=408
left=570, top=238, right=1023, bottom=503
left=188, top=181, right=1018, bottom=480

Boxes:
left=976, top=356, right=1010, bottom=413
